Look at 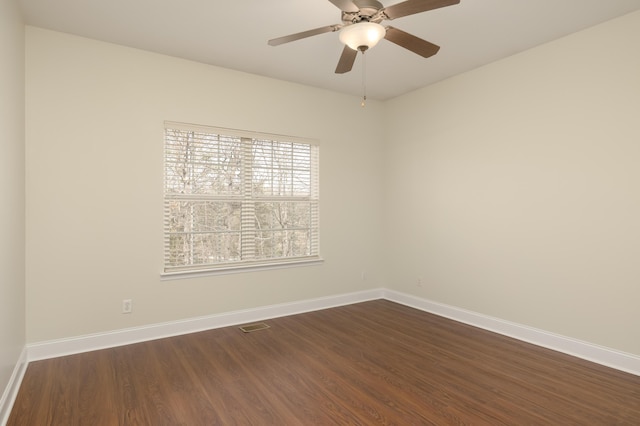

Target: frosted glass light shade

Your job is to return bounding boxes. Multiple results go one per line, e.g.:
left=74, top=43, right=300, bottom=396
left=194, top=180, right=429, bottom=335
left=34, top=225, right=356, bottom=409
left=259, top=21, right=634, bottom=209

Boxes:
left=339, top=22, right=386, bottom=50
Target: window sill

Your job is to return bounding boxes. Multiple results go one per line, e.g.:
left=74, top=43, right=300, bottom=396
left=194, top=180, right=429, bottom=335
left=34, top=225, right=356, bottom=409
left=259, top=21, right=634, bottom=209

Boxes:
left=160, top=257, right=324, bottom=281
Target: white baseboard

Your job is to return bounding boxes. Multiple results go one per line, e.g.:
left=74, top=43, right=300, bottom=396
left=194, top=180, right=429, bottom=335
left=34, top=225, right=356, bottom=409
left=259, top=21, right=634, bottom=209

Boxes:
left=382, top=289, right=640, bottom=377
left=25, top=288, right=639, bottom=378
left=27, top=289, right=384, bottom=361
left=0, top=347, right=28, bottom=426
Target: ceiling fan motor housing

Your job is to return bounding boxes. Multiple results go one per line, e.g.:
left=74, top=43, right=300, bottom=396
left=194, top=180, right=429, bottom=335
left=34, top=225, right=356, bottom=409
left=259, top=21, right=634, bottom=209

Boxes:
left=342, top=0, right=385, bottom=23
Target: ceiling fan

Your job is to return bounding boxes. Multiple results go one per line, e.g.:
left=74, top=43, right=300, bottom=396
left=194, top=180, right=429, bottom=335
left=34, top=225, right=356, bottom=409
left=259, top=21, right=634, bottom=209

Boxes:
left=268, top=0, right=461, bottom=74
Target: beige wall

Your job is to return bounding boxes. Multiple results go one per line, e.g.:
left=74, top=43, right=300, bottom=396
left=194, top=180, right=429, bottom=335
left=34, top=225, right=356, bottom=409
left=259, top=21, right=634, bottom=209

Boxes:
left=384, top=11, right=640, bottom=356
left=0, top=0, right=26, bottom=395
left=23, top=11, right=640, bottom=359
left=25, top=27, right=386, bottom=343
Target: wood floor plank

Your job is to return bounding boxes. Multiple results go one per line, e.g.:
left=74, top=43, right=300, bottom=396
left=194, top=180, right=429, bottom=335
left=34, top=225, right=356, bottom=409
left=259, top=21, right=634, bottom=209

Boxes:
left=8, top=300, right=640, bottom=425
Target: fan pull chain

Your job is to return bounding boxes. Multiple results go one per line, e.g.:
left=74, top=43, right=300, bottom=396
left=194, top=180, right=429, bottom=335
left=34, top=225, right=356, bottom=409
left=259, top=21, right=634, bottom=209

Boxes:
left=361, top=50, right=367, bottom=107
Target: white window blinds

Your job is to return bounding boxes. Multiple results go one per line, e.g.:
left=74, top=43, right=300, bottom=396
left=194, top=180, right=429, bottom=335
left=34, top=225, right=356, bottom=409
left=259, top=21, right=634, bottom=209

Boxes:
left=164, top=122, right=320, bottom=274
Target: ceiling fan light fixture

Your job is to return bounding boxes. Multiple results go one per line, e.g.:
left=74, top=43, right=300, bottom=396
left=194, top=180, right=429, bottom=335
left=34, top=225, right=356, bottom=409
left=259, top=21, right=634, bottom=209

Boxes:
left=339, top=22, right=386, bottom=51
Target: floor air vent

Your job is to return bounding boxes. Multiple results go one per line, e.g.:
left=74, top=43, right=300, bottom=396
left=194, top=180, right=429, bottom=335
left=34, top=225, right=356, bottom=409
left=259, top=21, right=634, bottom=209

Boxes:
left=239, top=323, right=270, bottom=333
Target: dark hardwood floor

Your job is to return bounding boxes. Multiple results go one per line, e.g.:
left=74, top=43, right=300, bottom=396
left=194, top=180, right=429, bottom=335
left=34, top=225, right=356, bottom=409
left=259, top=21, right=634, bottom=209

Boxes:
left=8, top=300, right=640, bottom=425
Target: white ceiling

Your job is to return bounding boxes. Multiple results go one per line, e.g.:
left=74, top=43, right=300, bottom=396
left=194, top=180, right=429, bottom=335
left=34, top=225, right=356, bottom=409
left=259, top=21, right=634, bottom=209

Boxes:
left=19, top=0, right=640, bottom=100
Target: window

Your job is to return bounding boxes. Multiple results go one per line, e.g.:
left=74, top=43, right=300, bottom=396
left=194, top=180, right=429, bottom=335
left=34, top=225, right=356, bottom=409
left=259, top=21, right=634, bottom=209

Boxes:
left=163, top=122, right=320, bottom=276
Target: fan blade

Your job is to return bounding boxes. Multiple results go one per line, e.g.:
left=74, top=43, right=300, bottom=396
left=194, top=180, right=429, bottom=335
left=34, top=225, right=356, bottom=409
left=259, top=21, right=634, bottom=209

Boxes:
left=335, top=45, right=358, bottom=74
left=384, top=26, right=440, bottom=58
left=383, top=0, right=459, bottom=20
left=268, top=24, right=342, bottom=46
left=328, top=0, right=359, bottom=13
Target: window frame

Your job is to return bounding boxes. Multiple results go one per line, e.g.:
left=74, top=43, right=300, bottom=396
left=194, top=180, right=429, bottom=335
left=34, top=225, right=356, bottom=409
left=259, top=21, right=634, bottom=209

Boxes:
left=161, top=121, right=322, bottom=279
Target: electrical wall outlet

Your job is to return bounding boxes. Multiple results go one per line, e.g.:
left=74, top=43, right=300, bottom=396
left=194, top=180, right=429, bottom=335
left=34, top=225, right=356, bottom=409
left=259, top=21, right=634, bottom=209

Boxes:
left=122, top=299, right=133, bottom=314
